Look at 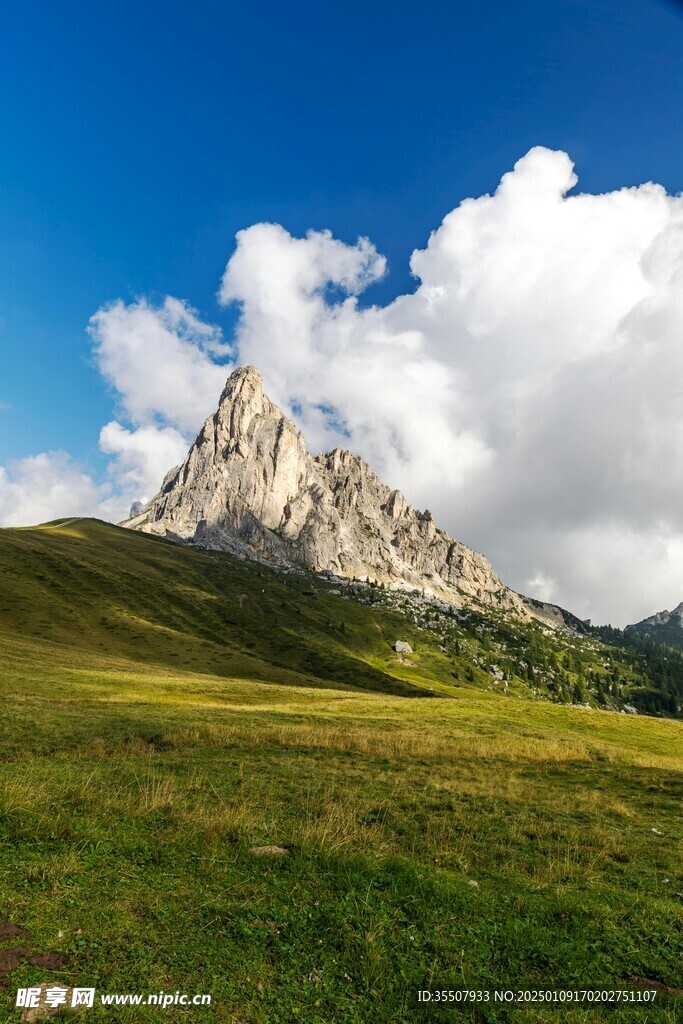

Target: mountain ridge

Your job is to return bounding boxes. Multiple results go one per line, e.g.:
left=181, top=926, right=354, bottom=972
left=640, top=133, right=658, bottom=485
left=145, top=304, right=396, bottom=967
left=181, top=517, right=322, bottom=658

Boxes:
left=626, top=601, right=683, bottom=649
left=124, top=366, right=568, bottom=625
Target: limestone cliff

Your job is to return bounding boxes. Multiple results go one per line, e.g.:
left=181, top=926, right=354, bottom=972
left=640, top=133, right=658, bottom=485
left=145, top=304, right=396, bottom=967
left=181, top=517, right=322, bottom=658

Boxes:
left=124, top=366, right=528, bottom=613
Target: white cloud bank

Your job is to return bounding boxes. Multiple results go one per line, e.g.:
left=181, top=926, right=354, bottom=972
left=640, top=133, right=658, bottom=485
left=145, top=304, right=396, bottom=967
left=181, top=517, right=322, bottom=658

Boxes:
left=215, top=148, right=683, bottom=625
left=0, top=298, right=232, bottom=526
left=3, top=146, right=683, bottom=625
left=90, top=296, right=230, bottom=433
left=0, top=452, right=103, bottom=527
left=88, top=295, right=232, bottom=518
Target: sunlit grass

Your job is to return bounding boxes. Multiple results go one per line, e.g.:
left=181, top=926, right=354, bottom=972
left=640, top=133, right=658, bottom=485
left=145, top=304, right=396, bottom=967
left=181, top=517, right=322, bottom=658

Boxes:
left=0, top=520, right=681, bottom=1021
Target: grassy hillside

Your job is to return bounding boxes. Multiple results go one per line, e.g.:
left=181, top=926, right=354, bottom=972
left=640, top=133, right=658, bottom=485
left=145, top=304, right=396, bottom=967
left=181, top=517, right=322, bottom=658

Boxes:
left=0, top=520, right=682, bottom=1022
left=0, top=518, right=433, bottom=699
left=1, top=518, right=681, bottom=715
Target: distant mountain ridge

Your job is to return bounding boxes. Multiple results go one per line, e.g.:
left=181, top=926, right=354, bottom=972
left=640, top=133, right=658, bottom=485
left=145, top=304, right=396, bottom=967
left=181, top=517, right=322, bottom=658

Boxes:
left=124, top=366, right=545, bottom=615
left=626, top=602, right=683, bottom=648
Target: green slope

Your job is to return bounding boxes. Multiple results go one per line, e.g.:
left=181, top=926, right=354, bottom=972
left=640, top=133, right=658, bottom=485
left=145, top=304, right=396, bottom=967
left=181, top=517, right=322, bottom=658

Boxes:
left=0, top=519, right=682, bottom=1022
left=0, top=517, right=437, bottom=699
left=2, top=517, right=682, bottom=716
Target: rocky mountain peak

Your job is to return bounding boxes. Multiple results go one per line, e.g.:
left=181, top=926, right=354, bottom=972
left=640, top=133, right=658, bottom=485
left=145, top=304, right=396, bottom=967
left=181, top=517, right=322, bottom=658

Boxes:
left=627, top=600, right=683, bottom=647
left=124, top=365, right=529, bottom=615
left=219, top=364, right=263, bottom=405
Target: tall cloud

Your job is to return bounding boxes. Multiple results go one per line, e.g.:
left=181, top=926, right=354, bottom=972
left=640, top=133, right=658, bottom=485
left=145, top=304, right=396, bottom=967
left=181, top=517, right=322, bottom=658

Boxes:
left=219, top=224, right=491, bottom=491
left=218, top=148, right=683, bottom=625
left=87, top=296, right=233, bottom=516
left=5, top=146, right=683, bottom=625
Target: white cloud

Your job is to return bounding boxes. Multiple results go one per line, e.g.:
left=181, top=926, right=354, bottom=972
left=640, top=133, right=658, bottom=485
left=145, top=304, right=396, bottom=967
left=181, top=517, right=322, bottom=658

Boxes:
left=526, top=572, right=556, bottom=604
left=218, top=147, right=683, bottom=625
left=0, top=452, right=102, bottom=527
left=219, top=223, right=490, bottom=491
left=86, top=296, right=232, bottom=517
left=89, top=296, right=231, bottom=434
left=98, top=420, right=190, bottom=521
left=8, top=147, right=683, bottom=626
left=1, top=296, right=222, bottom=528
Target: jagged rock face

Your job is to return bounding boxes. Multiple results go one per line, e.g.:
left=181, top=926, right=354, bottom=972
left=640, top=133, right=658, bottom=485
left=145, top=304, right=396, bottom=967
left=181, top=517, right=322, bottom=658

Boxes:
left=626, top=601, right=683, bottom=649
left=125, top=366, right=527, bottom=613
left=639, top=602, right=683, bottom=628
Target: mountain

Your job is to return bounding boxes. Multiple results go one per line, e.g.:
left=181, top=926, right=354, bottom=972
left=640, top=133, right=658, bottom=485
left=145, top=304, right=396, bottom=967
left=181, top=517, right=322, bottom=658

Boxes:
left=124, top=365, right=538, bottom=618
left=626, top=602, right=683, bottom=648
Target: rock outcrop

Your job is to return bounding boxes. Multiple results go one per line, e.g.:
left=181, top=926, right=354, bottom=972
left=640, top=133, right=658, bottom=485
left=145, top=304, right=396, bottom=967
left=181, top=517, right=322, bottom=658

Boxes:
left=123, top=366, right=528, bottom=613
left=626, top=601, right=683, bottom=649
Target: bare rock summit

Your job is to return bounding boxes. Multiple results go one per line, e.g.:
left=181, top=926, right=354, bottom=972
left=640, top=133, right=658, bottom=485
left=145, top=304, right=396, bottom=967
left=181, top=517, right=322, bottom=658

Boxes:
left=123, top=366, right=528, bottom=614
left=626, top=601, right=683, bottom=649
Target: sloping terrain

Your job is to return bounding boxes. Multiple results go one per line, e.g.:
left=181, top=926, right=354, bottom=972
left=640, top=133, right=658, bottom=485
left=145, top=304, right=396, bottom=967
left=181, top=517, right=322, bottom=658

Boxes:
left=1, top=518, right=681, bottom=717
left=0, top=517, right=427, bottom=699
left=0, top=519, right=682, bottom=1022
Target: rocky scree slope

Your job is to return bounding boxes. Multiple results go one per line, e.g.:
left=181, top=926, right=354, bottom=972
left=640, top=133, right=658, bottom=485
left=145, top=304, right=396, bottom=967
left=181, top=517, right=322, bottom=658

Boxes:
left=124, top=366, right=534, bottom=615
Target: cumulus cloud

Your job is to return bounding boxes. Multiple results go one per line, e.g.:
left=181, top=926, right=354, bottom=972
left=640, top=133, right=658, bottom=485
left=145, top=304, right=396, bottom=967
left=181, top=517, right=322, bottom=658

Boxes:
left=0, top=452, right=103, bottom=527
left=86, top=296, right=232, bottom=511
left=98, top=420, right=190, bottom=520
left=8, top=146, right=683, bottom=625
left=217, top=147, right=683, bottom=625
left=220, top=223, right=490, bottom=491
left=89, top=296, right=231, bottom=433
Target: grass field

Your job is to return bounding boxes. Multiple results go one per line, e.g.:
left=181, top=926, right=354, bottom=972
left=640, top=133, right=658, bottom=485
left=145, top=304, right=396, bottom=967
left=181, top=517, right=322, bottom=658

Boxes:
left=0, top=521, right=681, bottom=1021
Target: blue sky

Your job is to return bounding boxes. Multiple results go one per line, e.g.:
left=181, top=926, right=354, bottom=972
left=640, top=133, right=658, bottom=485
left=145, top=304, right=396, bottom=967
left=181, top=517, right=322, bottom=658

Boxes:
left=2, top=0, right=682, bottom=466
left=2, top=0, right=683, bottom=624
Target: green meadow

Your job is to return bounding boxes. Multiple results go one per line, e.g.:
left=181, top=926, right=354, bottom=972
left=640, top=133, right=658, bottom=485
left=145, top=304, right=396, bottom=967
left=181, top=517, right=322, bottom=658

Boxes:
left=0, top=520, right=681, bottom=1022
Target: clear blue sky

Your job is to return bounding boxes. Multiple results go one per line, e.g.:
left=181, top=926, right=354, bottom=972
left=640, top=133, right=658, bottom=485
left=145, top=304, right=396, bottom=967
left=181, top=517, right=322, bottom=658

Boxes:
left=1, top=0, right=682, bottom=470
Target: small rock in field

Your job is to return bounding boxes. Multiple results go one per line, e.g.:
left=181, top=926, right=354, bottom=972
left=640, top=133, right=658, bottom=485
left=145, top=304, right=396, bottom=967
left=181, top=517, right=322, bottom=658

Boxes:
left=250, top=845, right=289, bottom=856
left=468, top=879, right=479, bottom=887
left=393, top=640, right=413, bottom=654
left=19, top=983, right=85, bottom=1022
